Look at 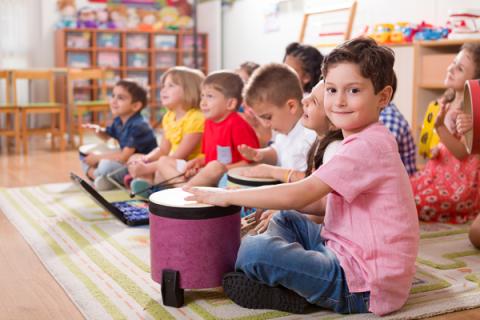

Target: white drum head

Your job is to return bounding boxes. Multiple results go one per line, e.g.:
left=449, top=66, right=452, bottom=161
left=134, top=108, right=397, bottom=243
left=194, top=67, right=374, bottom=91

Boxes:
left=227, top=166, right=278, bottom=183
left=149, top=187, right=220, bottom=208
left=78, top=143, right=118, bottom=156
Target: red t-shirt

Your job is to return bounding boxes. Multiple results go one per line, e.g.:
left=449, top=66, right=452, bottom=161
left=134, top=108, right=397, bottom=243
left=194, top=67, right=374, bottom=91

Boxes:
left=202, top=112, right=259, bottom=164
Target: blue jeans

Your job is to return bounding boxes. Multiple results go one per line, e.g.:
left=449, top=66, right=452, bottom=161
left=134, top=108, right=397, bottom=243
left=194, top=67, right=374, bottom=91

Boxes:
left=235, top=210, right=370, bottom=314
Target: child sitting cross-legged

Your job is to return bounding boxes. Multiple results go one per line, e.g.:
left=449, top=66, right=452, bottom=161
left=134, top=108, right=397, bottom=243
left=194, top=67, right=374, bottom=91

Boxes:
left=144, top=71, right=260, bottom=191
left=410, top=43, right=480, bottom=224
left=185, top=38, right=419, bottom=316
left=82, top=80, right=157, bottom=190
left=127, top=66, right=205, bottom=197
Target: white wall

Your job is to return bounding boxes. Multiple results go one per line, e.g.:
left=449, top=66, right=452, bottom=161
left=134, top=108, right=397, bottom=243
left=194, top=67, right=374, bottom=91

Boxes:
left=222, top=0, right=480, bottom=69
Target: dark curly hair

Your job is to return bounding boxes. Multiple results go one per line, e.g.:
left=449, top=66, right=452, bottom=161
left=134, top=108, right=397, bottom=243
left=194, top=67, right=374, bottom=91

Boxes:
left=283, top=42, right=323, bottom=93
left=322, top=37, right=395, bottom=94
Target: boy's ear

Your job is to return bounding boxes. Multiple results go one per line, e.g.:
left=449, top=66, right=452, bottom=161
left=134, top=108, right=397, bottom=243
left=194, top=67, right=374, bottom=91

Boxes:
left=377, top=85, right=393, bottom=109
left=226, top=98, right=238, bottom=111
left=132, top=101, right=143, bottom=112
left=286, top=98, right=300, bottom=114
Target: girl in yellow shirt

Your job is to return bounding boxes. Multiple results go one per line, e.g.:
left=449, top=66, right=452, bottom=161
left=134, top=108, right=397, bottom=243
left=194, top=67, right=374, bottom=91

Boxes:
left=127, top=66, right=205, bottom=190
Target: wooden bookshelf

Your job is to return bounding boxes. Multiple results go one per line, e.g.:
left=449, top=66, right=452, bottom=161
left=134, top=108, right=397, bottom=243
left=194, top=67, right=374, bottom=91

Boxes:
left=55, top=28, right=208, bottom=125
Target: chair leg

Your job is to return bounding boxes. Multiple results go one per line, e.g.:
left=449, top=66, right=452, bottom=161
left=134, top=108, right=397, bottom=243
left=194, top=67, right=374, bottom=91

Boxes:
left=59, top=109, right=66, bottom=152
left=22, top=110, right=28, bottom=154
left=78, top=108, right=84, bottom=147
left=14, top=110, right=20, bottom=154
left=50, top=112, right=56, bottom=150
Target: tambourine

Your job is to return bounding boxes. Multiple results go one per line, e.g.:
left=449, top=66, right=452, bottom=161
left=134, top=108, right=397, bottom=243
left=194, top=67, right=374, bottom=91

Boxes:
left=462, top=80, right=480, bottom=154
left=418, top=101, right=441, bottom=158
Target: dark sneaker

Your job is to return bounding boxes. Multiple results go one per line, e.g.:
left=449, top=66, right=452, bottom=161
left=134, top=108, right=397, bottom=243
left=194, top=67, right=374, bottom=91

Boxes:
left=222, top=272, right=312, bottom=314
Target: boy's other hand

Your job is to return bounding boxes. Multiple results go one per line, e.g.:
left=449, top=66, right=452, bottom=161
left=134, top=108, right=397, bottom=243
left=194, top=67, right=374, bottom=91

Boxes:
left=238, top=144, right=263, bottom=162
left=183, top=187, right=230, bottom=207
left=254, top=209, right=278, bottom=234
left=84, top=153, right=100, bottom=166
left=82, top=123, right=105, bottom=133
left=456, top=112, right=473, bottom=135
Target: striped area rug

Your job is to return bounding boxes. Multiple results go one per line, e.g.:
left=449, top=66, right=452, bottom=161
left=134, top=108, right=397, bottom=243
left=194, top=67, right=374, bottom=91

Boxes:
left=1, top=182, right=480, bottom=320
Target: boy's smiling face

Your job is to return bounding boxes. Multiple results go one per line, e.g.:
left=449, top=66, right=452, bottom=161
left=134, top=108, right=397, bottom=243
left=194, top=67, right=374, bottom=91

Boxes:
left=324, top=62, right=391, bottom=137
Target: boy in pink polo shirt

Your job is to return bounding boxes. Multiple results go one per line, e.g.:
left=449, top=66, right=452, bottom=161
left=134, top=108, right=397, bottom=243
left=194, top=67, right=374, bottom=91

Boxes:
left=185, top=38, right=419, bottom=316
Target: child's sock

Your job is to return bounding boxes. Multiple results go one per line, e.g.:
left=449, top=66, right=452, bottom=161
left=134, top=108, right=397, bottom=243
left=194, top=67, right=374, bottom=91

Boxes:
left=130, top=178, right=153, bottom=199
left=94, top=175, right=115, bottom=191
left=222, top=272, right=313, bottom=314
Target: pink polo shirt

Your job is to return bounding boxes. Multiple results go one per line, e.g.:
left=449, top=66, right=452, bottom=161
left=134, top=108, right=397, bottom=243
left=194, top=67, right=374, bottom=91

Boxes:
left=313, top=122, right=419, bottom=316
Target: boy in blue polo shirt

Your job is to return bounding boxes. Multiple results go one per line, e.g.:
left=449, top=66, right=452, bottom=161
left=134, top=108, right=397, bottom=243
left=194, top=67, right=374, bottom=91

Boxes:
left=82, top=80, right=157, bottom=190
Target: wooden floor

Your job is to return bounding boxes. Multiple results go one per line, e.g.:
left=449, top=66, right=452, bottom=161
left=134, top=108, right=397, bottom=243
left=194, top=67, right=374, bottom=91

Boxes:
left=0, top=139, right=478, bottom=320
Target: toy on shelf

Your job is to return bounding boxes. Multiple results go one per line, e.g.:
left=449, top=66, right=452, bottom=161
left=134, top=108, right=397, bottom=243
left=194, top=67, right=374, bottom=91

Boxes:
left=126, top=8, right=140, bottom=29
left=56, top=0, right=77, bottom=29
left=77, top=6, right=97, bottom=29
left=97, top=8, right=116, bottom=29
left=390, top=22, right=418, bottom=43
left=158, top=6, right=180, bottom=30
left=110, top=6, right=127, bottom=29
left=447, top=10, right=480, bottom=39
left=369, top=23, right=394, bottom=43
left=137, top=9, right=157, bottom=31
left=414, top=21, right=449, bottom=41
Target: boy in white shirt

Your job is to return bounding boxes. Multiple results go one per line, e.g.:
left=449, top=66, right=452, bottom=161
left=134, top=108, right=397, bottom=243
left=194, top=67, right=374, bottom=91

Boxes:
left=237, top=63, right=317, bottom=178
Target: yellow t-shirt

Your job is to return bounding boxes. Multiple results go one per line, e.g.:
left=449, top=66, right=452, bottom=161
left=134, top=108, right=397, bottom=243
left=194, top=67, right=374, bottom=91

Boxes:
left=162, top=108, right=204, bottom=160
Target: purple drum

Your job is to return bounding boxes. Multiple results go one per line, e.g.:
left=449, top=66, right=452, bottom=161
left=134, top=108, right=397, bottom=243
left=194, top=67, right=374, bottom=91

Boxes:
left=149, top=187, right=241, bottom=307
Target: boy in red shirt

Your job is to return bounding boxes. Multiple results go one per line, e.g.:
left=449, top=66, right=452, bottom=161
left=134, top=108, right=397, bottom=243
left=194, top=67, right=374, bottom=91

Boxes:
left=151, top=71, right=259, bottom=189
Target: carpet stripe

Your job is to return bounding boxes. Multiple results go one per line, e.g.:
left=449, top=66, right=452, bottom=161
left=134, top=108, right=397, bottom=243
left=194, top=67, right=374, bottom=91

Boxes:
left=0, top=189, right=125, bottom=319
left=58, top=221, right=175, bottom=320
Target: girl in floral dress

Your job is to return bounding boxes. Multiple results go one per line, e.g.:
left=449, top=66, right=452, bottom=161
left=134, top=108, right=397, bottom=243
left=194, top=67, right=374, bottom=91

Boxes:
left=411, top=43, right=480, bottom=224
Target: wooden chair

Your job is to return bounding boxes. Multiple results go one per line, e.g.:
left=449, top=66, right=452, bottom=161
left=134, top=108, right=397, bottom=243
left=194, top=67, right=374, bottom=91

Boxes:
left=67, top=68, right=110, bottom=146
left=11, top=70, right=66, bottom=153
left=0, top=70, right=21, bottom=153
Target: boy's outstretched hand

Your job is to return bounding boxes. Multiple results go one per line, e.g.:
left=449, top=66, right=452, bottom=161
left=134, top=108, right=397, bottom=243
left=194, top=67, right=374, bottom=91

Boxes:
left=238, top=144, right=263, bottom=162
left=183, top=187, right=230, bottom=207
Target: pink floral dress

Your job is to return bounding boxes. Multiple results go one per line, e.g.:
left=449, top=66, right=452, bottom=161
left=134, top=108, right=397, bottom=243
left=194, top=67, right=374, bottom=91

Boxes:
left=410, top=143, right=480, bottom=224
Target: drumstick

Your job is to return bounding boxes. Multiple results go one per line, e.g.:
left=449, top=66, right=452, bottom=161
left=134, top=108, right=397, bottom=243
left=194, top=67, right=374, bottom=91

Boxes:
left=129, top=173, right=186, bottom=198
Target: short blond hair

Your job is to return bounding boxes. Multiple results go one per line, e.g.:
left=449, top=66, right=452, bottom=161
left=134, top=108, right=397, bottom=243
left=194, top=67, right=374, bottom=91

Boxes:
left=160, top=66, right=205, bottom=109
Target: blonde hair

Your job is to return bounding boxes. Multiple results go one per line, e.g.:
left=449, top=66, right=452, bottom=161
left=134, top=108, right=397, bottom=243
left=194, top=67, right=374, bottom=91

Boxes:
left=161, top=66, right=205, bottom=110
